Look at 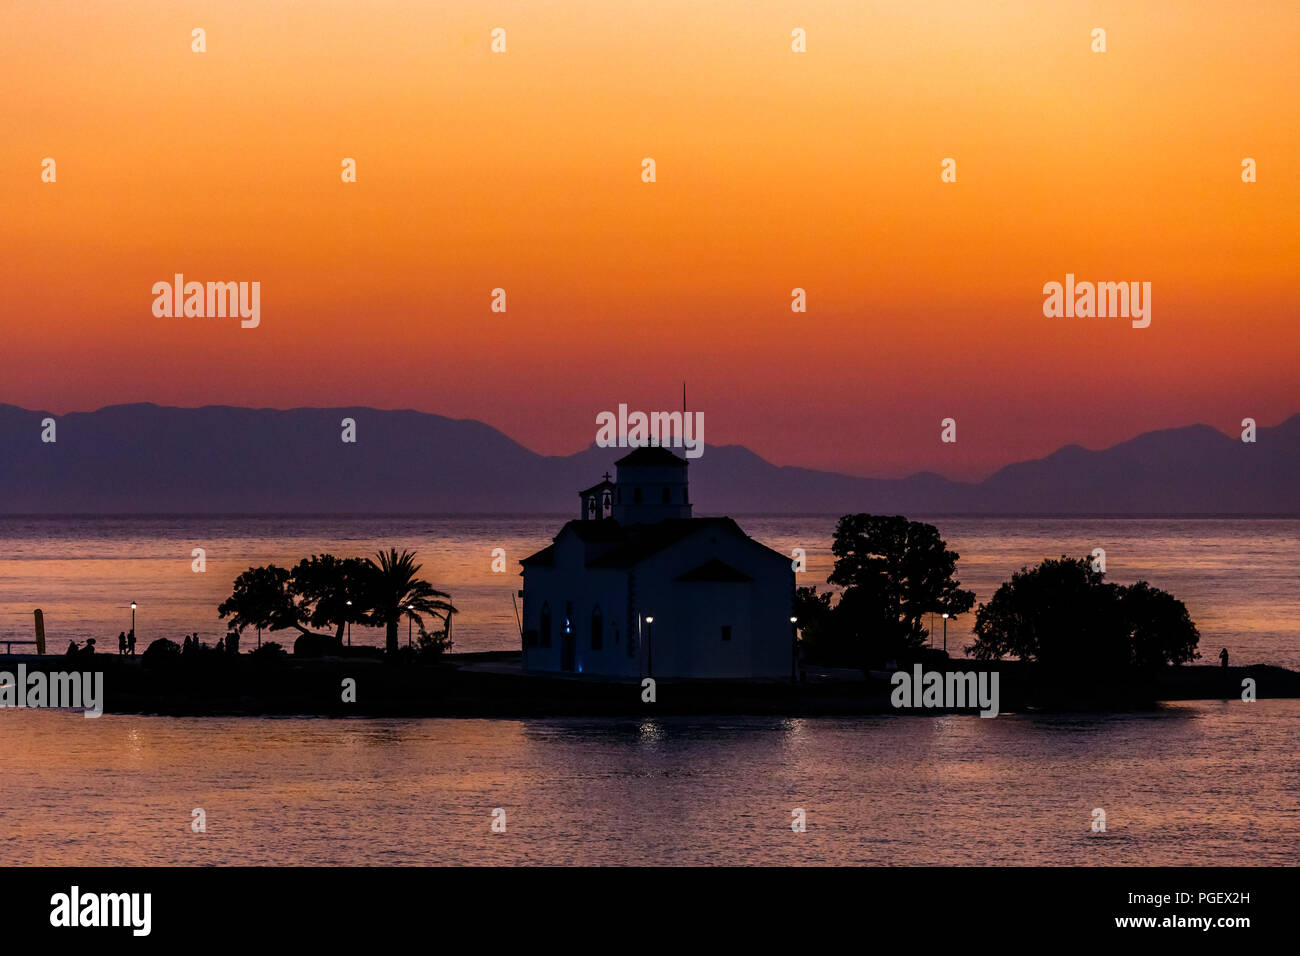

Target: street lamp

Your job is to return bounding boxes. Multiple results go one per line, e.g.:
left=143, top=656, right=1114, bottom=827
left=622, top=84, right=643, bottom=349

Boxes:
left=790, top=616, right=799, bottom=685
left=407, top=604, right=414, bottom=647
left=644, top=616, right=654, bottom=679
left=941, top=612, right=950, bottom=655
left=346, top=599, right=353, bottom=647
left=130, top=602, right=137, bottom=641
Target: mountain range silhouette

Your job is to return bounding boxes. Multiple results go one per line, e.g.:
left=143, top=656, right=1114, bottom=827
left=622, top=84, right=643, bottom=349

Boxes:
left=1, top=403, right=1296, bottom=514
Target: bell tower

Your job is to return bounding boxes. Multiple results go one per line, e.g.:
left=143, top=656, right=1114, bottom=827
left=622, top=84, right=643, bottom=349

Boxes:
left=578, top=473, right=616, bottom=520
left=611, top=446, right=691, bottom=524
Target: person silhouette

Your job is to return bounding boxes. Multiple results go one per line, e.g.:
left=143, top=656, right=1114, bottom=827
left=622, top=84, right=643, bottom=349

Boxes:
left=118, top=631, right=127, bottom=655
left=66, top=640, right=79, bottom=656
left=127, top=631, right=136, bottom=656
left=83, top=637, right=96, bottom=656
left=1219, top=647, right=1229, bottom=669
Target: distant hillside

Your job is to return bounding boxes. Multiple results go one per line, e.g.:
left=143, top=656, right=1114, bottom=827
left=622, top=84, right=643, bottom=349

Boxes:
left=0, top=403, right=1296, bottom=514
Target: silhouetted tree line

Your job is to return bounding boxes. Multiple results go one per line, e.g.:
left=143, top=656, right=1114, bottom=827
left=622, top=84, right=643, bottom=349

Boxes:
left=796, top=515, right=1199, bottom=673
left=217, top=548, right=457, bottom=658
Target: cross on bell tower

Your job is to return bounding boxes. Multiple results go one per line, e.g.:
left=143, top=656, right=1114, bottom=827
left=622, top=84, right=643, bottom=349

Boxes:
left=578, top=473, right=617, bottom=520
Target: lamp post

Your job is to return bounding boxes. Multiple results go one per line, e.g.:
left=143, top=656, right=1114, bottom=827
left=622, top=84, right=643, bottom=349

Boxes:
left=942, top=612, right=950, bottom=655
left=790, top=616, right=799, bottom=685
left=407, top=604, right=414, bottom=648
left=645, top=616, right=654, bottom=679
left=346, top=600, right=352, bottom=647
left=130, top=601, right=137, bottom=641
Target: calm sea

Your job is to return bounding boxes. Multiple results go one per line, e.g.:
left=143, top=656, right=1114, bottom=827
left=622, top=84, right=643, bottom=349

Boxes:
left=1, top=515, right=1296, bottom=866
left=1, top=704, right=1296, bottom=865
left=0, top=515, right=1295, bottom=667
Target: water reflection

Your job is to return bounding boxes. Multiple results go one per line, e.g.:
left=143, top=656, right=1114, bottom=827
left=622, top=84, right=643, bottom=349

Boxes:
left=2, top=701, right=1293, bottom=866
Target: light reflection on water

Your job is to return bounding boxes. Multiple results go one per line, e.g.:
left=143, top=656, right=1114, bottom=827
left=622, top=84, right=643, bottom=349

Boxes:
left=0, top=701, right=1295, bottom=866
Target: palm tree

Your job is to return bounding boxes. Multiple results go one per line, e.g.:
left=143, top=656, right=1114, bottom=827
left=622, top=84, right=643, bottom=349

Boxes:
left=365, top=549, right=456, bottom=655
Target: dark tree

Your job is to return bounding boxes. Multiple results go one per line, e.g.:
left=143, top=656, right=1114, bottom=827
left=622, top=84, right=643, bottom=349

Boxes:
left=217, top=565, right=298, bottom=647
left=969, top=556, right=1200, bottom=670
left=793, top=586, right=836, bottom=662
left=290, top=554, right=372, bottom=645
left=1120, top=580, right=1201, bottom=668
left=969, top=557, right=1112, bottom=668
left=827, top=514, right=975, bottom=661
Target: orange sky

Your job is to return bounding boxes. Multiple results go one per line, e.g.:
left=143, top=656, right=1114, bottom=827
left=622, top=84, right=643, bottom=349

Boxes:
left=2, top=0, right=1297, bottom=478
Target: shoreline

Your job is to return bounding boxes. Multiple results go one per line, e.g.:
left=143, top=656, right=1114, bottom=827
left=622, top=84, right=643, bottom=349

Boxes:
left=1, top=651, right=1293, bottom=719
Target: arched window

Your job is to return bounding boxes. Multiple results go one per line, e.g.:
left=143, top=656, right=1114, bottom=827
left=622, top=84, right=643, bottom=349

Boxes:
left=591, top=605, right=603, bottom=650
left=540, top=602, right=552, bottom=649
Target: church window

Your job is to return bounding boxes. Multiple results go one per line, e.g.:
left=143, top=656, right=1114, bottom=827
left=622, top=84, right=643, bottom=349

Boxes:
left=540, top=603, right=552, bottom=648
left=721, top=625, right=732, bottom=642
left=591, top=605, right=603, bottom=650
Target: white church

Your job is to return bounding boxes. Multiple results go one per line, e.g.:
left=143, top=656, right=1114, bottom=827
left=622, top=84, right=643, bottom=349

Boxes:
left=519, top=446, right=796, bottom=680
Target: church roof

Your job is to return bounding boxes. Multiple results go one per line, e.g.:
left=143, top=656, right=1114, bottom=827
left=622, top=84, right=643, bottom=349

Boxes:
left=578, top=478, right=616, bottom=496
left=519, top=544, right=555, bottom=567
left=614, top=446, right=688, bottom=467
left=519, top=516, right=789, bottom=571
left=567, top=520, right=628, bottom=542
left=674, top=558, right=753, bottom=583
left=518, top=519, right=625, bottom=567
left=585, top=517, right=744, bottom=569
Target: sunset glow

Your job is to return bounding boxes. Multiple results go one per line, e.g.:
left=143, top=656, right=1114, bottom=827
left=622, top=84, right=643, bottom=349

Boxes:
left=3, top=0, right=1297, bottom=477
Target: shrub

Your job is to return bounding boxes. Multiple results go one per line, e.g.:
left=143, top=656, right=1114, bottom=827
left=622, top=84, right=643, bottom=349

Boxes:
left=142, top=637, right=182, bottom=669
left=249, top=641, right=288, bottom=663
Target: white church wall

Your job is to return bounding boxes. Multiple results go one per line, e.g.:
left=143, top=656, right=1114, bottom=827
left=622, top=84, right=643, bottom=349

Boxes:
left=627, top=526, right=794, bottom=680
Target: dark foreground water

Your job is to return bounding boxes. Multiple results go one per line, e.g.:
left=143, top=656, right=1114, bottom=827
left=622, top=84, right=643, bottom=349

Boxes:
left=1, top=515, right=1297, bottom=667
left=1, top=701, right=1295, bottom=866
